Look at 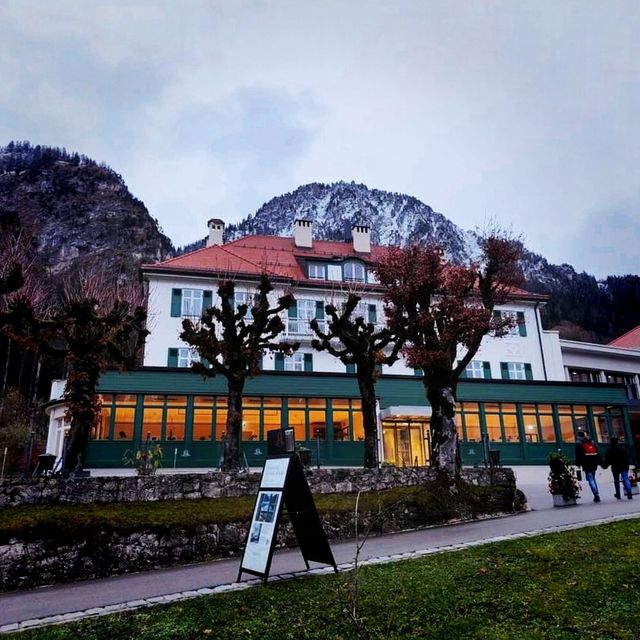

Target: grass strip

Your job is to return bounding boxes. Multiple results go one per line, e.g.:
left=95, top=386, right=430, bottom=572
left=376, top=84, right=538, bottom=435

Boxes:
left=9, top=518, right=640, bottom=639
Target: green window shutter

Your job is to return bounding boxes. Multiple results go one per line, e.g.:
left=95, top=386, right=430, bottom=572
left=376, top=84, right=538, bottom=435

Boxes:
left=315, top=301, right=324, bottom=319
left=493, top=310, right=502, bottom=321
left=500, top=362, right=509, bottom=380
left=288, top=301, right=298, bottom=318
left=346, top=363, right=356, bottom=374
left=524, top=363, right=533, bottom=380
left=274, top=353, right=285, bottom=371
left=304, top=353, right=313, bottom=372
left=483, top=362, right=492, bottom=379
left=202, top=290, right=213, bottom=312
left=368, top=304, right=377, bottom=323
left=459, top=367, right=467, bottom=379
left=414, top=368, right=422, bottom=377
left=517, top=312, right=527, bottom=337
left=170, top=289, right=182, bottom=317
left=258, top=354, right=263, bottom=371
left=167, top=348, right=179, bottom=367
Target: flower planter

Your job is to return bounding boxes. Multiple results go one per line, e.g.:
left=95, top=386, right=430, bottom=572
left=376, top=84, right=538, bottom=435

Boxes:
left=552, top=494, right=578, bottom=507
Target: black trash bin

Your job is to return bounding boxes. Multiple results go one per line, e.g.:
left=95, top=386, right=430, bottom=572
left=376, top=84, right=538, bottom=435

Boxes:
left=489, top=449, right=501, bottom=468
left=33, top=453, right=56, bottom=477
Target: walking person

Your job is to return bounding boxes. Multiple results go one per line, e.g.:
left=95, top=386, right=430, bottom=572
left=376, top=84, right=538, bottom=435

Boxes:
left=575, top=431, right=602, bottom=502
left=603, top=437, right=633, bottom=500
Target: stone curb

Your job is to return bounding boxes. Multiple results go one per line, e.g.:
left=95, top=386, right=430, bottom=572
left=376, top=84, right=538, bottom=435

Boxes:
left=2, top=512, right=638, bottom=635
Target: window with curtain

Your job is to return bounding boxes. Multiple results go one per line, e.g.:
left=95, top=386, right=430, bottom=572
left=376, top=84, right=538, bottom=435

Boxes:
left=181, top=289, right=203, bottom=318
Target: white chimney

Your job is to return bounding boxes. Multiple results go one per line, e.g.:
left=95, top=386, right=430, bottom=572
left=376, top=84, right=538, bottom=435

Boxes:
left=352, top=224, right=371, bottom=254
left=294, top=219, right=313, bottom=248
left=207, top=218, right=225, bottom=247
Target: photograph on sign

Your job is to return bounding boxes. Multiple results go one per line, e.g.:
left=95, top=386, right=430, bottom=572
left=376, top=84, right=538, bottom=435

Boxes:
left=261, top=457, right=290, bottom=489
left=241, top=490, right=282, bottom=574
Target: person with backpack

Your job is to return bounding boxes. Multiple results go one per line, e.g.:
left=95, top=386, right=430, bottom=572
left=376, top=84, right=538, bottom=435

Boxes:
left=575, top=431, right=602, bottom=502
left=603, top=437, right=633, bottom=500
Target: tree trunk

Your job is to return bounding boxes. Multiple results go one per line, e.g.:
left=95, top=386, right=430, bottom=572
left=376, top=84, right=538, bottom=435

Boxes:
left=64, top=416, right=90, bottom=474
left=1, top=336, right=11, bottom=395
left=357, top=372, right=379, bottom=469
left=426, top=383, right=459, bottom=477
left=223, top=376, right=245, bottom=471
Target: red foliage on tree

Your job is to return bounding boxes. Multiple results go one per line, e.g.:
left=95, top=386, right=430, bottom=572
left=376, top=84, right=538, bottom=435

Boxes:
left=375, top=232, right=523, bottom=475
left=1, top=264, right=148, bottom=474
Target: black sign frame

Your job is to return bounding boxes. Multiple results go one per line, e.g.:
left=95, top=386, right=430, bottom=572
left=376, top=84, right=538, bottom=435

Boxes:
left=238, top=453, right=337, bottom=585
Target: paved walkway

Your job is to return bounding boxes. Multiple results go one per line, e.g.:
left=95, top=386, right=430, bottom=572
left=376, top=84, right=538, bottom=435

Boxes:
left=1, top=483, right=639, bottom=634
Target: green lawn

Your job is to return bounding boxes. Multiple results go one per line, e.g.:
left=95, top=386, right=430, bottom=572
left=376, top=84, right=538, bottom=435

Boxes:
left=10, top=519, right=640, bottom=640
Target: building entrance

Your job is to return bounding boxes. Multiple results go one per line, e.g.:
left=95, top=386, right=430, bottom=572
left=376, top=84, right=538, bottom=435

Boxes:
left=382, top=419, right=431, bottom=467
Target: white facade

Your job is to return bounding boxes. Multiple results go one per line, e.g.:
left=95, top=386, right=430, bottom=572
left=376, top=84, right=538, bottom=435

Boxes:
left=561, top=339, right=640, bottom=398
left=142, top=230, right=565, bottom=383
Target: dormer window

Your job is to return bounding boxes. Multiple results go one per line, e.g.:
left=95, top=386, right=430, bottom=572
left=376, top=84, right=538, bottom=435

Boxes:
left=343, top=261, right=365, bottom=283
left=308, top=263, right=326, bottom=280
left=327, top=264, right=342, bottom=281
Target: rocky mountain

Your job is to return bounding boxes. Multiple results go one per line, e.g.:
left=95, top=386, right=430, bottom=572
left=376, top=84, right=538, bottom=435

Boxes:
left=226, top=181, right=473, bottom=263
left=216, top=181, right=638, bottom=343
left=1, top=142, right=636, bottom=344
left=0, top=141, right=173, bottom=277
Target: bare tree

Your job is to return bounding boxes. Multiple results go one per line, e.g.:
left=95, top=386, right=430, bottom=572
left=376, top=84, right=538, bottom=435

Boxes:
left=310, top=293, right=403, bottom=468
left=181, top=274, right=299, bottom=470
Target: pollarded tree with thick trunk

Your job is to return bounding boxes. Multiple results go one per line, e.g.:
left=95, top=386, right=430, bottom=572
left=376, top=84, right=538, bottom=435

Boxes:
left=180, top=274, right=299, bottom=471
left=310, top=293, right=403, bottom=468
left=375, top=232, right=523, bottom=476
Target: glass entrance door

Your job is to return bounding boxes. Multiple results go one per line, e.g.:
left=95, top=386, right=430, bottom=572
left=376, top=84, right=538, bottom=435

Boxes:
left=382, top=419, right=430, bottom=467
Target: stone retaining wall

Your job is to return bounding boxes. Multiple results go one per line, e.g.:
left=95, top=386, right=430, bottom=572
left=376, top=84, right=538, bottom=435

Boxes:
left=0, top=466, right=511, bottom=507
left=0, top=471, right=521, bottom=591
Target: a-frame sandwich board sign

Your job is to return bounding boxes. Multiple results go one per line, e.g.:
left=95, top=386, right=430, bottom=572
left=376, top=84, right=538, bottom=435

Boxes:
left=238, top=452, right=337, bottom=585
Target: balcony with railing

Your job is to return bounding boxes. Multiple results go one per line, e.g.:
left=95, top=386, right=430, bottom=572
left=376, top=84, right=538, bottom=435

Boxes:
left=286, top=318, right=326, bottom=337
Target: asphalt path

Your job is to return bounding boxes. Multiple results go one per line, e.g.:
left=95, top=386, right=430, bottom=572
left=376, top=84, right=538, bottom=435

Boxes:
left=1, top=483, right=639, bottom=629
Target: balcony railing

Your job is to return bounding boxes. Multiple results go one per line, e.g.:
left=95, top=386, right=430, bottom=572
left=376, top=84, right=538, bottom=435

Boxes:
left=286, top=318, right=325, bottom=336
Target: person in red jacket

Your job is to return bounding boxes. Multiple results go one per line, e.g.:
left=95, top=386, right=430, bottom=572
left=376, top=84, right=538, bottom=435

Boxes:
left=575, top=431, right=602, bottom=502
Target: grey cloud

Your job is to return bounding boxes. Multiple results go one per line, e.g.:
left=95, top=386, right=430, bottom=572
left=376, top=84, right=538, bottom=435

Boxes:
left=563, top=201, right=640, bottom=278
left=171, top=87, right=323, bottom=170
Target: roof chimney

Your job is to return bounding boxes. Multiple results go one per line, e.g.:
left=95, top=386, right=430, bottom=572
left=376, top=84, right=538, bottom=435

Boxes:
left=352, top=224, right=371, bottom=254
left=294, top=218, right=313, bottom=248
left=207, top=218, right=225, bottom=247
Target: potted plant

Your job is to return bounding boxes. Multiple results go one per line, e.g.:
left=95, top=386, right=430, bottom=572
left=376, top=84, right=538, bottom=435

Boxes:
left=296, top=444, right=312, bottom=468
left=630, top=468, right=639, bottom=495
left=123, top=436, right=163, bottom=476
left=548, top=452, right=580, bottom=506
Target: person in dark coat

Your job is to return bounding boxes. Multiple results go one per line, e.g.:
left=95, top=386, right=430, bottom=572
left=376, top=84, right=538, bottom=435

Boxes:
left=575, top=431, right=602, bottom=502
left=603, top=437, right=633, bottom=500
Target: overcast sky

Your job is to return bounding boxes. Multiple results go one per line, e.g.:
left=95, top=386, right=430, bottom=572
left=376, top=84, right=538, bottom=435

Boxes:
left=0, top=1, right=638, bottom=278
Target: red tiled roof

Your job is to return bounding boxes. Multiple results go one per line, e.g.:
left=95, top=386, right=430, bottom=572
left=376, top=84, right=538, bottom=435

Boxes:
left=142, top=235, right=388, bottom=282
left=142, top=234, right=545, bottom=299
left=609, top=325, right=640, bottom=349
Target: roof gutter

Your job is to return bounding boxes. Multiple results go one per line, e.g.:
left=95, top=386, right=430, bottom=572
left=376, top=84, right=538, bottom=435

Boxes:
left=535, top=301, right=548, bottom=381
